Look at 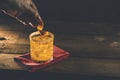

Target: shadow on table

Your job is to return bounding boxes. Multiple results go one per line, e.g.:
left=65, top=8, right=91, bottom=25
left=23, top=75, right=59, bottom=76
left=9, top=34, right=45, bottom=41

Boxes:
left=0, top=69, right=120, bottom=80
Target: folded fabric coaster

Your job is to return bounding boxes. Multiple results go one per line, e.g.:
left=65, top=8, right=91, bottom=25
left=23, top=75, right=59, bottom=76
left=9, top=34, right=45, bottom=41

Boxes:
left=14, top=46, right=70, bottom=72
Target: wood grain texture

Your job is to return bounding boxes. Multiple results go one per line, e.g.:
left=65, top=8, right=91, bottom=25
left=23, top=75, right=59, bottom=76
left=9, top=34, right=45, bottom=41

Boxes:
left=1, top=17, right=120, bottom=78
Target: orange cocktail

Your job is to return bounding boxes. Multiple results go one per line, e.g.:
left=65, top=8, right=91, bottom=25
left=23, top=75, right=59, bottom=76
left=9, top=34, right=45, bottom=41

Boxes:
left=29, top=31, right=54, bottom=62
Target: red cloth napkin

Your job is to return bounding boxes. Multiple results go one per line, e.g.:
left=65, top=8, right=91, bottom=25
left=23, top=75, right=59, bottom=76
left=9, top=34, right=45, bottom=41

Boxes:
left=14, top=46, right=70, bottom=72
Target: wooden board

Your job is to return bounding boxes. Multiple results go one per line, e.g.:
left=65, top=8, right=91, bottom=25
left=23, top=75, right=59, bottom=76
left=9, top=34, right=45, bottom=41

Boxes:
left=1, top=17, right=120, bottom=78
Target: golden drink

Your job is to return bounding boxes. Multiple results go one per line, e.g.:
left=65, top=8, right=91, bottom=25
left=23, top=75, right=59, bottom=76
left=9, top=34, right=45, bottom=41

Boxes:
left=29, top=31, right=54, bottom=62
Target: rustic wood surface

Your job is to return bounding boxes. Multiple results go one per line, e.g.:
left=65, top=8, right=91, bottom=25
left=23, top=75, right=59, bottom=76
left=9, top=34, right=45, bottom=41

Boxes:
left=1, top=15, right=120, bottom=79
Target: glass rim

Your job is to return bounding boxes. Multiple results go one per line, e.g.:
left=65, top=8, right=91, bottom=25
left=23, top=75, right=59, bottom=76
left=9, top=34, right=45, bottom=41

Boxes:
left=29, top=31, right=54, bottom=43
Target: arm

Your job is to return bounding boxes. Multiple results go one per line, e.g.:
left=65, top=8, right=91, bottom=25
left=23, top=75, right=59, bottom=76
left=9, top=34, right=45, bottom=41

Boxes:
left=0, top=0, right=44, bottom=28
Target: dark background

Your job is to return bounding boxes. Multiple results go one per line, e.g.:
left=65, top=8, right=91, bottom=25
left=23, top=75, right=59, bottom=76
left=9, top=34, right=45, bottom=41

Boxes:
left=33, top=0, right=120, bottom=23
left=1, top=1, right=120, bottom=80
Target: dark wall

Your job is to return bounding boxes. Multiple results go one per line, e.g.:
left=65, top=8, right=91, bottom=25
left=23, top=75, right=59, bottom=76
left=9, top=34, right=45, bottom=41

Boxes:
left=34, top=0, right=120, bottom=23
